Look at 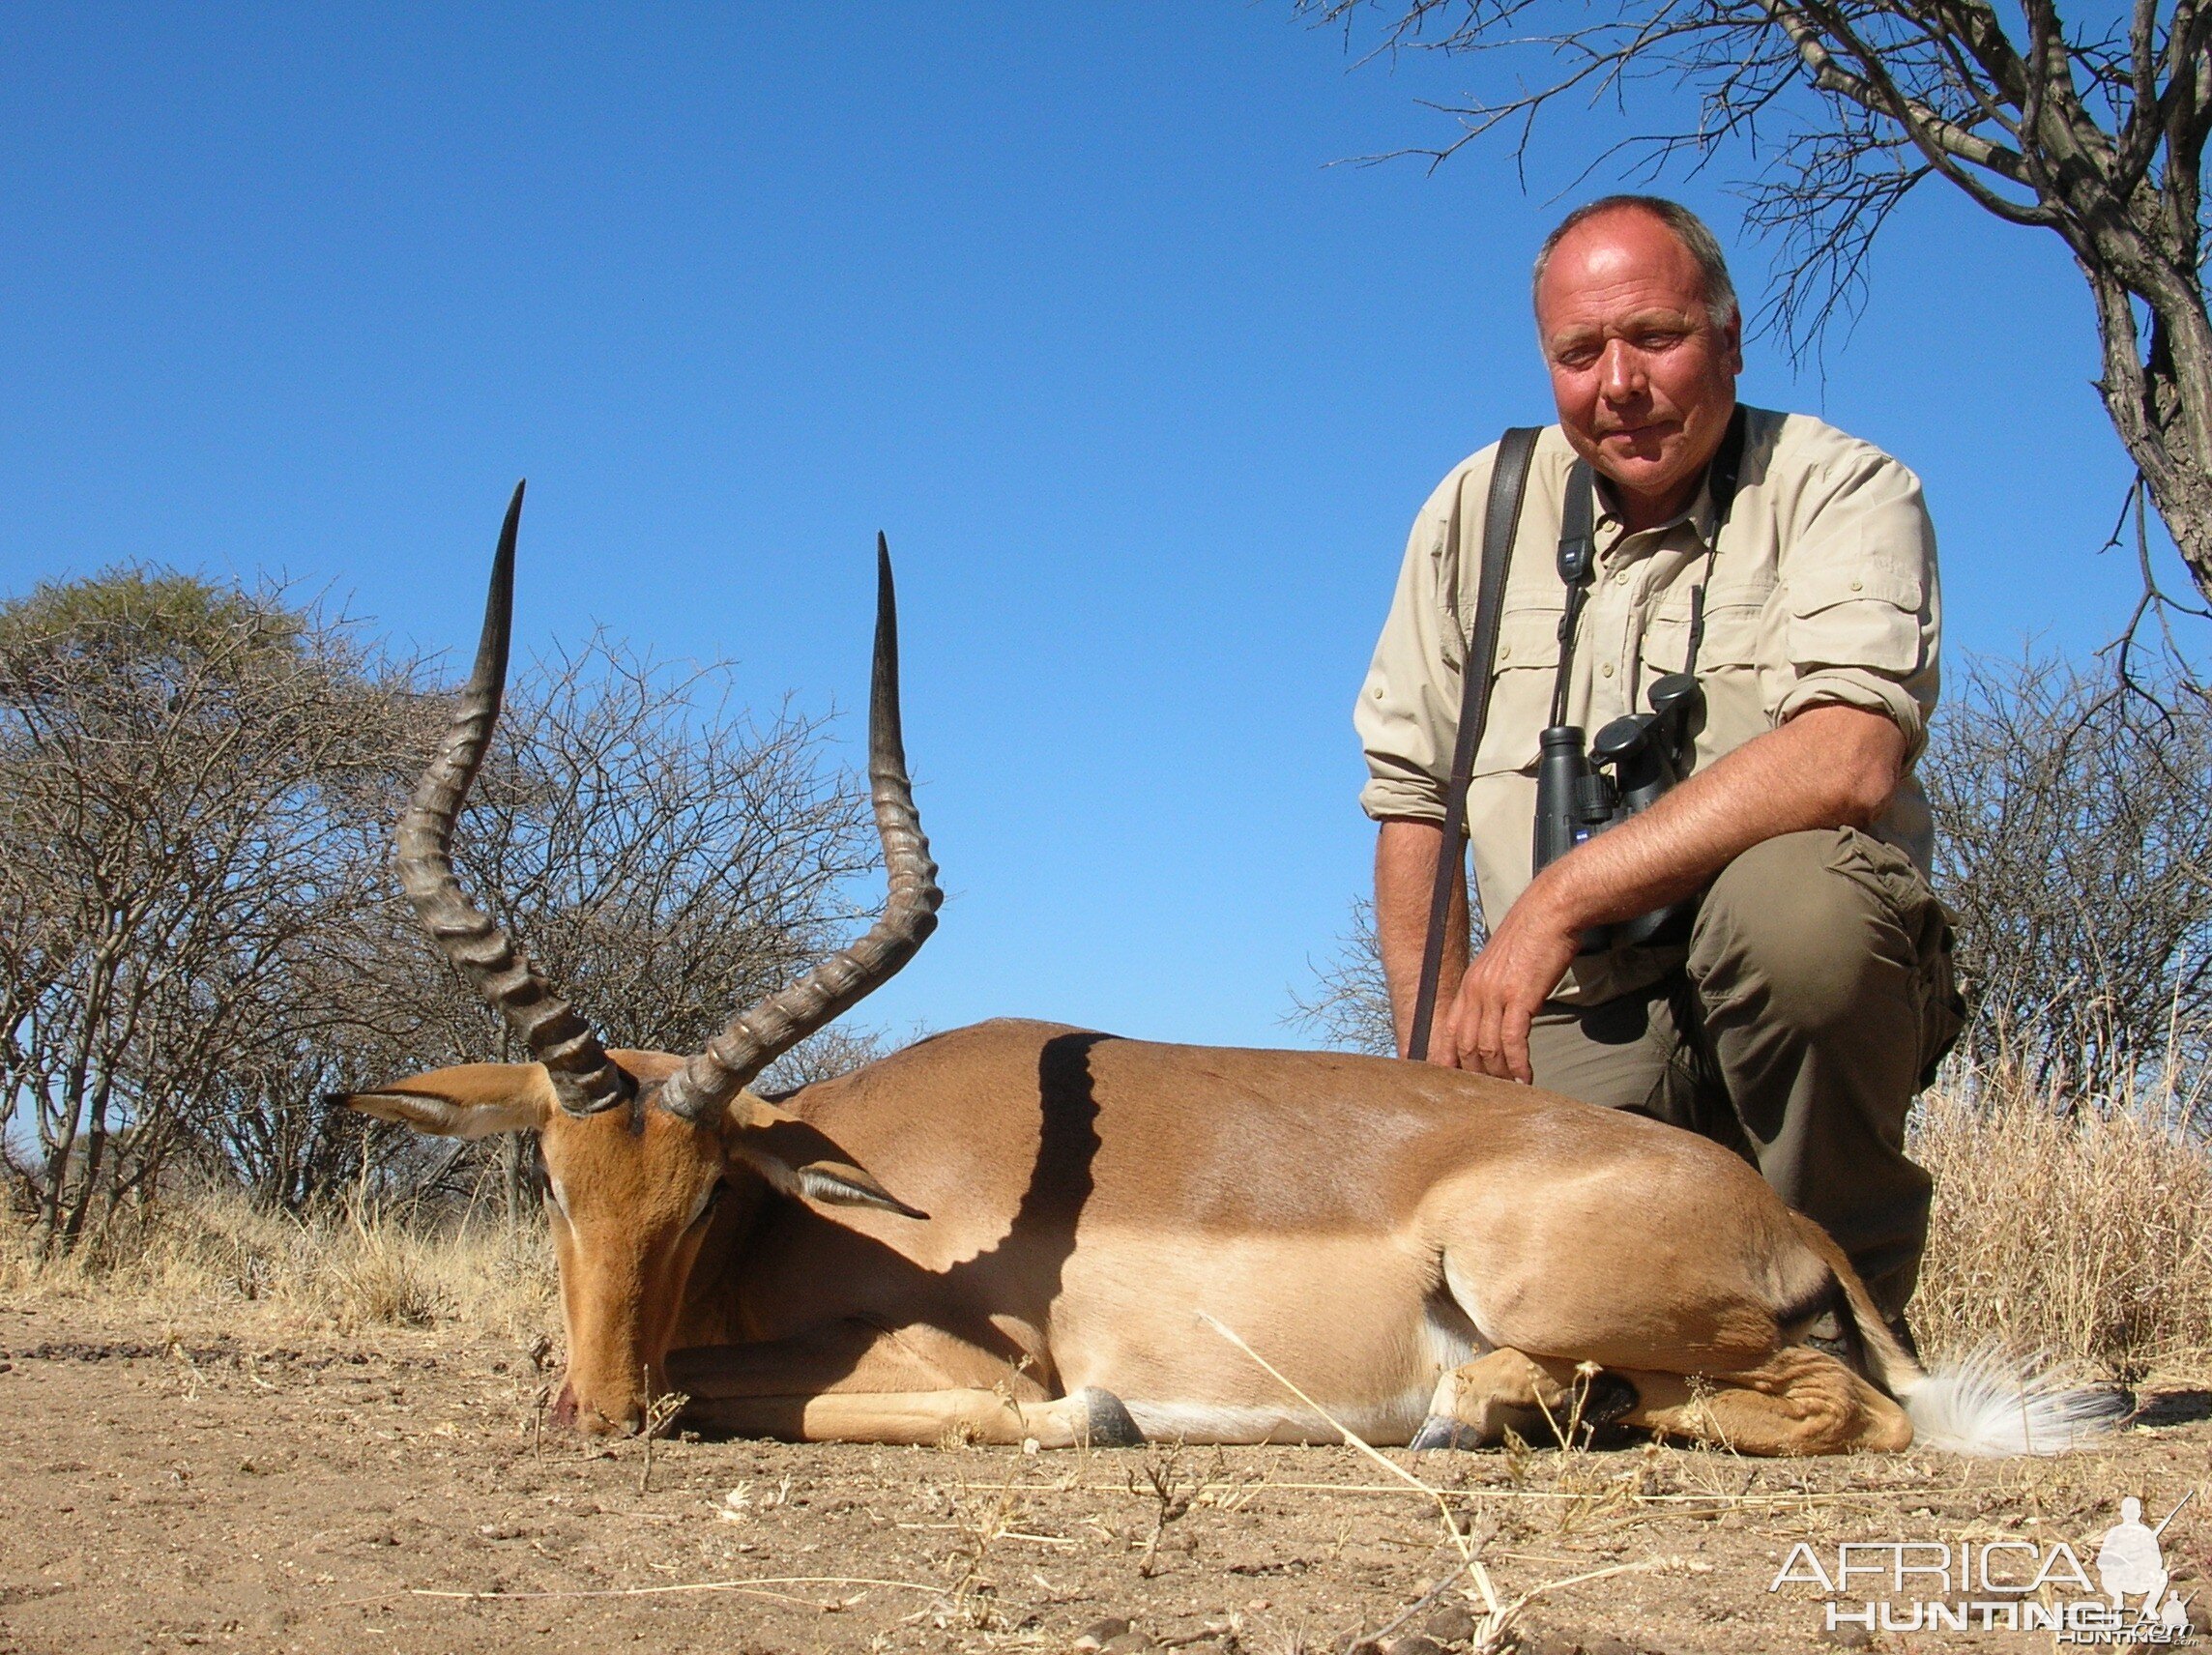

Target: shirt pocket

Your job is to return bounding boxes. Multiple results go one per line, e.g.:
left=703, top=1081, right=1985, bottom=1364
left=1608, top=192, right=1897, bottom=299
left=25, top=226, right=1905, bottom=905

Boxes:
left=1642, top=579, right=1771, bottom=674
left=1471, top=605, right=1561, bottom=777
left=1784, top=564, right=1925, bottom=674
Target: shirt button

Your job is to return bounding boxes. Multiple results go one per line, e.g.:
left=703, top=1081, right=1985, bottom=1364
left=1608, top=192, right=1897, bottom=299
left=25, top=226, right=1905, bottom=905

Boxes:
left=1850, top=578, right=1864, bottom=592
left=1614, top=570, right=1629, bottom=585
left=1499, top=645, right=1512, bottom=660
left=1601, top=663, right=1615, bottom=678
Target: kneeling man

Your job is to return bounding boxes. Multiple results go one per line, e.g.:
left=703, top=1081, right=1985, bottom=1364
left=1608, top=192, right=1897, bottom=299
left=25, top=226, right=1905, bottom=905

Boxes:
left=1356, top=195, right=1963, bottom=1327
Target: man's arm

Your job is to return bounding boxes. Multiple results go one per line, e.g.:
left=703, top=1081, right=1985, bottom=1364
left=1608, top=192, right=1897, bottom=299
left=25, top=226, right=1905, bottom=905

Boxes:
left=1374, top=819, right=1469, bottom=1058
left=1432, top=702, right=1906, bottom=1081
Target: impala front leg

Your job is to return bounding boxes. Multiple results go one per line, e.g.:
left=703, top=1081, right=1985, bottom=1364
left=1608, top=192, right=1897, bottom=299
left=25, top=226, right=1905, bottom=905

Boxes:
left=666, top=1320, right=1146, bottom=1447
left=695, top=1387, right=1141, bottom=1447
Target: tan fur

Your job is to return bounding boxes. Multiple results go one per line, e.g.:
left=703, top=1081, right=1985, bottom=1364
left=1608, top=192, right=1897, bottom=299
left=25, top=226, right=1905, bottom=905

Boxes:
left=339, top=1020, right=1913, bottom=1451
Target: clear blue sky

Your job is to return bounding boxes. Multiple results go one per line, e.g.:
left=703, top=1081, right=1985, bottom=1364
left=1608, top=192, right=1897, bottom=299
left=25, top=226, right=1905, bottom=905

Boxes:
left=0, top=5, right=2180, bottom=1048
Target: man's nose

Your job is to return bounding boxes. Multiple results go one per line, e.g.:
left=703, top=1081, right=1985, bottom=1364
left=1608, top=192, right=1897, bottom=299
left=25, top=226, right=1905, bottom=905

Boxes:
left=1599, top=337, right=1645, bottom=400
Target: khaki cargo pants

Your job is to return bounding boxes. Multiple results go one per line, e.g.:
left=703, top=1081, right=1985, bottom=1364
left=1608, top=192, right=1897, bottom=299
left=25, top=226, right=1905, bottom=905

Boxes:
left=1527, top=828, right=1965, bottom=1321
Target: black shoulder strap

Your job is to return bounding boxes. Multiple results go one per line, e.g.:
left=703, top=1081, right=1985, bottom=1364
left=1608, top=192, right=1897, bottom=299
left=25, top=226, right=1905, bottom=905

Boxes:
left=1549, top=460, right=1598, bottom=727
left=1706, top=403, right=1749, bottom=523
left=1682, top=404, right=1750, bottom=675
left=1408, top=426, right=1540, bottom=1062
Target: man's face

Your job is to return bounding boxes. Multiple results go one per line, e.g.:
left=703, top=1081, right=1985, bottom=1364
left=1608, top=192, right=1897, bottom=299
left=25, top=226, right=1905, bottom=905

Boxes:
left=1535, top=208, right=1743, bottom=526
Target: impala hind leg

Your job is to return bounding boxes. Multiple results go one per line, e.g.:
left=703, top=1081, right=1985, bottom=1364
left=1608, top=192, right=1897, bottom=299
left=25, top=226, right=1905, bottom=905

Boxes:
left=1411, top=1349, right=1638, bottom=1450
left=1616, top=1345, right=1912, bottom=1455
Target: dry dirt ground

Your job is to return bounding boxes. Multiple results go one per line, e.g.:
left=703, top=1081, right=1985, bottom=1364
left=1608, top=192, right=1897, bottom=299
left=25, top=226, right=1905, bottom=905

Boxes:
left=3, top=1301, right=2211, bottom=1655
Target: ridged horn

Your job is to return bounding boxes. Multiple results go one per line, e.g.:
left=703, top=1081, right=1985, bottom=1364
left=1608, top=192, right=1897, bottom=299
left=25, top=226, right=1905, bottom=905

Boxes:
left=657, top=535, right=942, bottom=1121
left=394, top=481, right=632, bottom=1118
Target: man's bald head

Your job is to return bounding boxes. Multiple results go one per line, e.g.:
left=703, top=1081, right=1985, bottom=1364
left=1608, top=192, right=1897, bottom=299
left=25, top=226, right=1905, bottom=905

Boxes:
left=1533, top=196, right=1738, bottom=332
left=1530, top=196, right=1744, bottom=531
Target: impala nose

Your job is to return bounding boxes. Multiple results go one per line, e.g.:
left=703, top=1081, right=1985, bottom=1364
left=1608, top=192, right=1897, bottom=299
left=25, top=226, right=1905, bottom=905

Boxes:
left=549, top=1377, right=644, bottom=1435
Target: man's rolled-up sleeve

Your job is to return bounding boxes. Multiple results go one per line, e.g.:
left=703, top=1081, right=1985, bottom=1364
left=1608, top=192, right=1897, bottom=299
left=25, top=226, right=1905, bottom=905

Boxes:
left=1770, top=445, right=1941, bottom=761
left=1356, top=479, right=1464, bottom=825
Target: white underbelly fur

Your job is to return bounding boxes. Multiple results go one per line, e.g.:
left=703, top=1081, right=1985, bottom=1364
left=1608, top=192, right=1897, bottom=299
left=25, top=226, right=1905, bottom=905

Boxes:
left=1116, top=1296, right=1483, bottom=1447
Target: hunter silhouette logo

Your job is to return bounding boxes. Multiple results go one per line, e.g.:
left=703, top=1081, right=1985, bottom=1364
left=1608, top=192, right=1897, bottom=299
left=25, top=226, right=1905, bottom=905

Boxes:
left=1768, top=1490, right=2198, bottom=1642
left=2096, top=1495, right=2191, bottom=1631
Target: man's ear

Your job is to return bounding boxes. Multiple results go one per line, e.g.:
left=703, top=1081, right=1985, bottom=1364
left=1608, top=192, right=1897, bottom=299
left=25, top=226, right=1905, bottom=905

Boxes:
left=720, top=1093, right=928, bottom=1220
left=327, top=1063, right=555, bottom=1140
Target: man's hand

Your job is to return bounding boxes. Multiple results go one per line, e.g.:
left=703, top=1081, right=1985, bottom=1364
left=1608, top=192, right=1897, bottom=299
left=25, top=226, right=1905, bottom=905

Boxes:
left=1431, top=873, right=1580, bottom=1081
left=1376, top=704, right=1906, bottom=1075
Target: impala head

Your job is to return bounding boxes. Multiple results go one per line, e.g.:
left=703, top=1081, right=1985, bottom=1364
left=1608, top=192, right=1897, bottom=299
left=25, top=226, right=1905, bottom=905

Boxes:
left=331, top=483, right=941, bottom=1433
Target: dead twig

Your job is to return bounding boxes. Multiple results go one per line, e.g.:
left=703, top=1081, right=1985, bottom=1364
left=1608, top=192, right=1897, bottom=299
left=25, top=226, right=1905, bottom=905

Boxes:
left=636, top=1371, right=687, bottom=1494
left=1344, top=1559, right=1470, bottom=1654
left=409, top=1573, right=946, bottom=1604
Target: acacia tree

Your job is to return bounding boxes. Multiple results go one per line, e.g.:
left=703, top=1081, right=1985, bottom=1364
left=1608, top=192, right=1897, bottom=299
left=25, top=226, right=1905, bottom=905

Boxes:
left=1309, top=0, right=2212, bottom=614
left=1927, top=651, right=2212, bottom=1101
left=0, top=571, right=411, bottom=1244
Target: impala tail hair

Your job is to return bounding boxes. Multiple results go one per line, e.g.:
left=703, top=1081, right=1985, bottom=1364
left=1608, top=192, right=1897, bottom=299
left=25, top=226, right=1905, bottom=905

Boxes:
left=1895, top=1346, right=2131, bottom=1457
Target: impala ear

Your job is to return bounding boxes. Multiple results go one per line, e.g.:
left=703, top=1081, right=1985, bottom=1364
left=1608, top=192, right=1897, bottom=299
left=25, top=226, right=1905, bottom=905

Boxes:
left=720, top=1093, right=928, bottom=1221
left=328, top=1063, right=556, bottom=1139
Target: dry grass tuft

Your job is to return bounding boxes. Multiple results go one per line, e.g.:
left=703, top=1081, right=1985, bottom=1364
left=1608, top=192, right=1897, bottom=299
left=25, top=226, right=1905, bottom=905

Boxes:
left=1913, top=1074, right=2212, bottom=1379
left=0, top=1186, right=558, bottom=1346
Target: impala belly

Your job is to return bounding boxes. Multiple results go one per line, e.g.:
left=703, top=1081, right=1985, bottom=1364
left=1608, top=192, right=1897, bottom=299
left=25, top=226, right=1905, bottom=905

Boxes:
left=1040, top=1229, right=1483, bottom=1445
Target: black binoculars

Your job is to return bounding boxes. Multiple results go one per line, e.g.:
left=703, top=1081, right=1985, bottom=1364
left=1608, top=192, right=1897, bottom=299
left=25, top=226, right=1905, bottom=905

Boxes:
left=1532, top=672, right=1704, bottom=951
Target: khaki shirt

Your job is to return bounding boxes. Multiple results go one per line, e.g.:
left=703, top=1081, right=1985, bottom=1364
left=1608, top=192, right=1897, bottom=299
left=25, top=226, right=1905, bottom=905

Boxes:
left=1355, top=405, right=1941, bottom=1004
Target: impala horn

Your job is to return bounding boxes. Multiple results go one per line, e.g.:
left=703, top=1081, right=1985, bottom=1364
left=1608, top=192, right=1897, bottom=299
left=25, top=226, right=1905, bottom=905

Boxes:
left=656, top=535, right=942, bottom=1121
left=394, top=481, right=633, bottom=1117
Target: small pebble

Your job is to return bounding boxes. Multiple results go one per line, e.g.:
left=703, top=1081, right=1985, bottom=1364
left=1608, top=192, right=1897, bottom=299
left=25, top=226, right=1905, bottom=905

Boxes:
left=1422, top=1602, right=1476, bottom=1643
left=1386, top=1637, right=1445, bottom=1655
left=1514, top=1637, right=1579, bottom=1655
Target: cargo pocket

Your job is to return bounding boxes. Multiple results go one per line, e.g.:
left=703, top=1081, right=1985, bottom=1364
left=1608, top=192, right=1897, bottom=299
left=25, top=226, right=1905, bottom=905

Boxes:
left=1916, top=922, right=1966, bottom=1089
left=1828, top=828, right=1965, bottom=1089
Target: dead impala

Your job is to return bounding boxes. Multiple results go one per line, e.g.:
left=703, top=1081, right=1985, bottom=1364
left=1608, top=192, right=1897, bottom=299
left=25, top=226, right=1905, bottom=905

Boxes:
left=333, top=487, right=2118, bottom=1457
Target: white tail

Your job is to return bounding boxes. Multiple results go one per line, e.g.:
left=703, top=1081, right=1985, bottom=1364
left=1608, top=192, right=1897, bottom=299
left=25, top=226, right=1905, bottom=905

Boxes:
left=1900, top=1346, right=2130, bottom=1456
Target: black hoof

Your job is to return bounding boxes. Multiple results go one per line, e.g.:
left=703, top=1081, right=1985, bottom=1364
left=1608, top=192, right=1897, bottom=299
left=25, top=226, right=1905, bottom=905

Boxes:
left=1580, top=1370, right=1639, bottom=1430
left=1075, top=1387, right=1146, bottom=1448
left=1410, top=1414, right=1481, bottom=1451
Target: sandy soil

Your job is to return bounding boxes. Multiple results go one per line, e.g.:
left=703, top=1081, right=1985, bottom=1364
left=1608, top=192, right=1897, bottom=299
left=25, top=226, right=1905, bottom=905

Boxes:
left=2, top=1300, right=2209, bottom=1655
